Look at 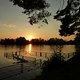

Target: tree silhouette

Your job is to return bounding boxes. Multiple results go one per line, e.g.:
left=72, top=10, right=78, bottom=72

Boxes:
left=16, top=37, right=29, bottom=45
left=54, top=0, right=80, bottom=36
left=74, top=33, right=80, bottom=44
left=9, top=0, right=51, bottom=25
left=9, top=0, right=80, bottom=36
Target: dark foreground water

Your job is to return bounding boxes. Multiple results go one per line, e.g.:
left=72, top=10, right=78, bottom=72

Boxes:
left=0, top=44, right=78, bottom=80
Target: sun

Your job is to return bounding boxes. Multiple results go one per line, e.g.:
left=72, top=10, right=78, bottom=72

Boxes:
left=27, top=35, right=33, bottom=41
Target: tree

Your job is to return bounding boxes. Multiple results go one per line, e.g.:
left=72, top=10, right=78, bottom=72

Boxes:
left=54, top=0, right=80, bottom=36
left=10, top=0, right=80, bottom=36
left=9, top=0, right=51, bottom=25
left=74, top=33, right=80, bottom=44
left=16, top=37, right=29, bottom=45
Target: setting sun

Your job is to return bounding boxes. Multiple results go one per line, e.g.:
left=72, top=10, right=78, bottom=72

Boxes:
left=27, top=35, right=33, bottom=41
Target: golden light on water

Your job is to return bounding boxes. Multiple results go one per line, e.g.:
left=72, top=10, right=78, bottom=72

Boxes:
left=29, top=44, right=32, bottom=53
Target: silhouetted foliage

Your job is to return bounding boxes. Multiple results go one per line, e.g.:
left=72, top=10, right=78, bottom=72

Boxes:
left=9, top=0, right=80, bottom=36
left=15, top=37, right=29, bottom=45
left=74, top=33, right=80, bottom=44
left=54, top=0, right=80, bottom=36
left=1, top=36, right=80, bottom=45
left=34, top=47, right=80, bottom=80
left=47, top=38, right=66, bottom=45
left=31, top=38, right=45, bottom=45
left=0, top=38, right=15, bottom=45
left=66, top=40, right=74, bottom=44
left=42, top=53, right=65, bottom=72
left=0, top=37, right=29, bottom=45
left=9, top=0, right=80, bottom=38
left=9, top=0, right=51, bottom=25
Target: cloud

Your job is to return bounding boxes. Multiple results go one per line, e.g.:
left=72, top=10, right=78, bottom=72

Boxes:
left=3, top=24, right=16, bottom=28
left=0, top=23, right=16, bottom=28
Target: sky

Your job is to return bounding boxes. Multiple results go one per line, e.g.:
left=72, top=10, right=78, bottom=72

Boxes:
left=0, top=0, right=75, bottom=40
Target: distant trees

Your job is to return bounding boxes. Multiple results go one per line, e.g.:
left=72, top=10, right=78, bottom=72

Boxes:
left=47, top=38, right=66, bottom=45
left=31, top=38, right=45, bottom=45
left=0, top=38, right=15, bottom=45
left=1, top=36, right=80, bottom=45
left=0, top=37, right=29, bottom=45
left=15, top=37, right=29, bottom=45
left=31, top=38, right=69, bottom=45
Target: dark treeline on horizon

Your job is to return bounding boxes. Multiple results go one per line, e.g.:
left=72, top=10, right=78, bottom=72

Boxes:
left=0, top=37, right=29, bottom=45
left=0, top=36, right=80, bottom=45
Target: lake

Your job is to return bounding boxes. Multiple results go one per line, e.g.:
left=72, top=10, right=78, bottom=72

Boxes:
left=0, top=44, right=76, bottom=66
left=0, top=44, right=79, bottom=80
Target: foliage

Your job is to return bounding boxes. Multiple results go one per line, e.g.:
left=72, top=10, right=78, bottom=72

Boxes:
left=9, top=0, right=51, bottom=25
left=15, top=37, right=29, bottom=45
left=9, top=0, right=80, bottom=36
left=0, top=37, right=29, bottom=45
left=42, top=53, right=65, bottom=72
left=0, top=37, right=77, bottom=45
left=34, top=51, right=80, bottom=80
left=74, top=33, right=80, bottom=44
left=54, top=0, right=80, bottom=36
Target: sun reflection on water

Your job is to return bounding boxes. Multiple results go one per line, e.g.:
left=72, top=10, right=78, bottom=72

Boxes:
left=28, top=44, right=32, bottom=53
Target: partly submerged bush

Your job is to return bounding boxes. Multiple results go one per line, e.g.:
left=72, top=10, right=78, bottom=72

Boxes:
left=42, top=53, right=65, bottom=73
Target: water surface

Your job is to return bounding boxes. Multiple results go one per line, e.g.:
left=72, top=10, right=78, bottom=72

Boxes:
left=0, top=44, right=76, bottom=67
left=0, top=44, right=78, bottom=80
